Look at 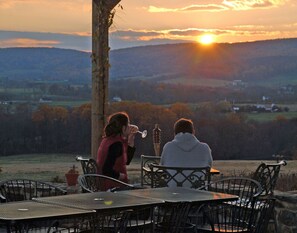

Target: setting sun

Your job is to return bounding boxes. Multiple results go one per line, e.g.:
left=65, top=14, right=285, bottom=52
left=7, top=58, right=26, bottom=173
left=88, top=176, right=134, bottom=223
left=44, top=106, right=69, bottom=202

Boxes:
left=199, top=34, right=215, bottom=45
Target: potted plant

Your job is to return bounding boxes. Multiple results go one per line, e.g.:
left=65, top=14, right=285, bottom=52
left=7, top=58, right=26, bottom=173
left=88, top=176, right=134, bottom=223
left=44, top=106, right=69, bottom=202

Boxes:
left=65, top=165, right=79, bottom=186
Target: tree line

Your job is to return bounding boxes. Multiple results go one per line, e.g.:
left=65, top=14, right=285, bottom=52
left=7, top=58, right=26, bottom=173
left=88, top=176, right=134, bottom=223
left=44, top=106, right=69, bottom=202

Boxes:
left=0, top=101, right=296, bottom=160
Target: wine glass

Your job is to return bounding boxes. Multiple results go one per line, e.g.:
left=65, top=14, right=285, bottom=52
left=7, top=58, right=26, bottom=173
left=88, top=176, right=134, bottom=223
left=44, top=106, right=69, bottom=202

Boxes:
left=130, top=125, right=147, bottom=138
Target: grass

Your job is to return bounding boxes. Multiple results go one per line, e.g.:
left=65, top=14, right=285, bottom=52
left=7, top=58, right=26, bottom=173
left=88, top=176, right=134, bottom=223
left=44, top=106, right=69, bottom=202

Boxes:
left=0, top=154, right=83, bottom=182
left=48, top=100, right=90, bottom=107
left=161, top=77, right=230, bottom=87
left=1, top=154, right=296, bottom=191
left=246, top=112, right=297, bottom=122
left=0, top=87, right=36, bottom=94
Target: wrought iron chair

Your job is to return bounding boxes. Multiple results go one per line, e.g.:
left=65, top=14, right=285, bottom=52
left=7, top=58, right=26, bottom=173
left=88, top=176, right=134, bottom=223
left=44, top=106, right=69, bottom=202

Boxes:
left=46, top=210, right=132, bottom=233
left=0, top=179, right=67, bottom=202
left=252, top=160, right=287, bottom=232
left=155, top=202, right=193, bottom=233
left=149, top=163, right=211, bottom=189
left=78, top=174, right=136, bottom=192
left=76, top=155, right=98, bottom=174
left=0, top=179, right=69, bottom=232
left=195, top=177, right=264, bottom=233
left=252, top=160, right=287, bottom=196
left=140, top=155, right=161, bottom=187
left=252, top=197, right=276, bottom=233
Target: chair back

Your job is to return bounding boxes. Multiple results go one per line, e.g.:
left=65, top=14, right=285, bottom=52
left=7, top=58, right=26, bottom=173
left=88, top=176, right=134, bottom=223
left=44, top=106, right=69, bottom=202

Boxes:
left=206, top=177, right=262, bottom=201
left=140, top=155, right=161, bottom=186
left=76, top=156, right=98, bottom=174
left=196, top=177, right=263, bottom=233
left=252, top=197, right=276, bottom=233
left=0, top=179, right=67, bottom=202
left=78, top=174, right=135, bottom=192
left=155, top=202, right=192, bottom=233
left=149, top=163, right=211, bottom=189
left=253, top=160, right=287, bottom=196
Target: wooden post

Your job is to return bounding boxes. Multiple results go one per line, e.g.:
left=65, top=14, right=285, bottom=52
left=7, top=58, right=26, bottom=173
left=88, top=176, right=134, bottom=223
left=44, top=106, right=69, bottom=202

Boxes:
left=91, top=0, right=121, bottom=159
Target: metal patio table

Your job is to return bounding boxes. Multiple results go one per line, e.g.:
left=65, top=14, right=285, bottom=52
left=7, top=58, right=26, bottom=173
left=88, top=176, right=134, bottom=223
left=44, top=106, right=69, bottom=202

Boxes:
left=34, top=191, right=164, bottom=232
left=120, top=187, right=237, bottom=203
left=0, top=200, right=94, bottom=233
left=33, top=191, right=163, bottom=211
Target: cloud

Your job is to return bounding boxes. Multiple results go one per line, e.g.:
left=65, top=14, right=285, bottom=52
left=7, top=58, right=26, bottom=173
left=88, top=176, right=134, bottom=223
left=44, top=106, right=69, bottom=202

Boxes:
left=110, top=30, right=165, bottom=42
left=148, top=0, right=287, bottom=13
left=111, top=29, right=231, bottom=42
left=0, top=38, right=60, bottom=47
left=148, top=4, right=228, bottom=13
left=0, top=0, right=91, bottom=12
left=0, top=30, right=91, bottom=51
left=222, top=0, right=287, bottom=10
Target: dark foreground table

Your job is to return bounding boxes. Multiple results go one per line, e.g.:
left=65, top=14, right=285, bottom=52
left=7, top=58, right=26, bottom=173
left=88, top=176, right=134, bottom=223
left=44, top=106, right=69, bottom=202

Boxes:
left=34, top=191, right=164, bottom=233
left=0, top=201, right=94, bottom=233
left=34, top=191, right=163, bottom=211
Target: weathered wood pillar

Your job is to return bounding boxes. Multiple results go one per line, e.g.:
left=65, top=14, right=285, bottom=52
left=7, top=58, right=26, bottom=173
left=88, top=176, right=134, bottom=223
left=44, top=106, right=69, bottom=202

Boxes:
left=91, top=0, right=121, bottom=158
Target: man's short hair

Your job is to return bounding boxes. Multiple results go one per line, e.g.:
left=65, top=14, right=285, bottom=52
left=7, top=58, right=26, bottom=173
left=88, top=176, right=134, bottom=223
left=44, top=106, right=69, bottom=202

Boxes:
left=174, top=118, right=194, bottom=135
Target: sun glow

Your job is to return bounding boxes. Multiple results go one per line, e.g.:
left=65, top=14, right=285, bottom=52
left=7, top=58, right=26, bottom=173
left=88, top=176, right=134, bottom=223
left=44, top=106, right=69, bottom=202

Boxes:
left=199, top=34, right=215, bottom=45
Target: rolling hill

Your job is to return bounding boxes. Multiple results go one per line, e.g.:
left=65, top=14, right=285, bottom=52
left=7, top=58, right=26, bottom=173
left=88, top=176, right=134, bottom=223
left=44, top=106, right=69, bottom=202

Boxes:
left=0, top=38, right=297, bottom=87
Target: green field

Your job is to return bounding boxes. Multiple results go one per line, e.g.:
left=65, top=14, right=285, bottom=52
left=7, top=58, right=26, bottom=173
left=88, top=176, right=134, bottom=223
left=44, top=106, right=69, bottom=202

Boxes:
left=0, top=154, right=81, bottom=181
left=48, top=100, right=90, bottom=107
left=161, top=77, right=230, bottom=87
left=246, top=112, right=297, bottom=122
left=0, top=87, right=36, bottom=94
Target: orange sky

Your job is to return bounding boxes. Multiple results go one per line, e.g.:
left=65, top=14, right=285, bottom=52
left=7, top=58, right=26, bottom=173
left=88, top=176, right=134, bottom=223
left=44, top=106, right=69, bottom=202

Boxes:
left=0, top=0, right=297, bottom=50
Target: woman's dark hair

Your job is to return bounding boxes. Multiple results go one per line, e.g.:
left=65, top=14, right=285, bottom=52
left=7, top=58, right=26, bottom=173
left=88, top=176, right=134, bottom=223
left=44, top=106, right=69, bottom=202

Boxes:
left=174, top=118, right=194, bottom=135
left=104, top=112, right=129, bottom=137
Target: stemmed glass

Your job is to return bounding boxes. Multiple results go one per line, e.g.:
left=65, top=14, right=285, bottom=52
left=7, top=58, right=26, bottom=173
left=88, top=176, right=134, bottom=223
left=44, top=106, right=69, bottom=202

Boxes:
left=130, top=125, right=147, bottom=138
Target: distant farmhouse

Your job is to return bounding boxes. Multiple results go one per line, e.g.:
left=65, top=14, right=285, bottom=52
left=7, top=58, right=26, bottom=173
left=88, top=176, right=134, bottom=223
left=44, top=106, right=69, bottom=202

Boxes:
left=232, top=103, right=288, bottom=113
left=278, top=85, right=295, bottom=95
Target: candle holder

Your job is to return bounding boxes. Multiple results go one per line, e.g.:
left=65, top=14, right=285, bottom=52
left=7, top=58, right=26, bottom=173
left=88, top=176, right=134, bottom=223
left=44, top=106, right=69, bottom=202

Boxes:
left=153, top=124, right=161, bottom=156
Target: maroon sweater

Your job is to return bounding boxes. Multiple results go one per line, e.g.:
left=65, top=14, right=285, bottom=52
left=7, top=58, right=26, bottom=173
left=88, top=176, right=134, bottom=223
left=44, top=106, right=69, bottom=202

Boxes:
left=97, top=135, right=135, bottom=190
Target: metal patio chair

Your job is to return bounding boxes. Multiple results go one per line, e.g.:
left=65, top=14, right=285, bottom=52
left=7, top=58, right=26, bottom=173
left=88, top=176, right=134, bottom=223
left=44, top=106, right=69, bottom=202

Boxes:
left=140, top=155, right=161, bottom=187
left=78, top=174, right=136, bottom=192
left=195, top=177, right=264, bottom=233
left=155, top=202, right=193, bottom=233
left=0, top=179, right=67, bottom=202
left=252, top=160, right=287, bottom=232
left=0, top=179, right=69, bottom=232
left=149, top=163, right=211, bottom=189
left=252, top=160, right=287, bottom=196
left=76, top=155, right=98, bottom=174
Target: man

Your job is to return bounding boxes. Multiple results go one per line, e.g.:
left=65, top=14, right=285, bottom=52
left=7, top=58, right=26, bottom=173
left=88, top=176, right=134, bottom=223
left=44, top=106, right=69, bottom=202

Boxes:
left=160, top=118, right=213, bottom=187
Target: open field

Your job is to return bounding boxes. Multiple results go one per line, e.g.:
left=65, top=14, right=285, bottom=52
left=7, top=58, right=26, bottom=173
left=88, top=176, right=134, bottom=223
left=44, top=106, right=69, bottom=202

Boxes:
left=0, top=154, right=296, bottom=186
left=246, top=111, right=297, bottom=122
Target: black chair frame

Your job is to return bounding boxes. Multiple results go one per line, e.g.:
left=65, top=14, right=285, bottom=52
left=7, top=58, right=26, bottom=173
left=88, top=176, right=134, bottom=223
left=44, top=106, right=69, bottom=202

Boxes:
left=76, top=155, right=98, bottom=175
left=77, top=174, right=135, bottom=193
left=0, top=179, right=67, bottom=203
left=149, top=163, right=211, bottom=189
left=252, top=160, right=287, bottom=196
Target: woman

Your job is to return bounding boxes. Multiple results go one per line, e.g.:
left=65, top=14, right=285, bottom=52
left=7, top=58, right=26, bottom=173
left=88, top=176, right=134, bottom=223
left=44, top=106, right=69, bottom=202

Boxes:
left=97, top=112, right=137, bottom=188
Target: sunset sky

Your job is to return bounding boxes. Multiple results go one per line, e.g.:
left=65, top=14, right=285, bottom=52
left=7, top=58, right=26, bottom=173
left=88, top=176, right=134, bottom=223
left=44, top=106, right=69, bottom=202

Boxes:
left=0, top=0, right=297, bottom=51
